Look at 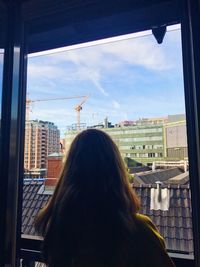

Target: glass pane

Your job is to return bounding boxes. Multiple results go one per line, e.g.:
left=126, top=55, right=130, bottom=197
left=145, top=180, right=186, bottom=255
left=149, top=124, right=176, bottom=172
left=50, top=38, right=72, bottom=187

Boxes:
left=22, top=24, right=193, bottom=255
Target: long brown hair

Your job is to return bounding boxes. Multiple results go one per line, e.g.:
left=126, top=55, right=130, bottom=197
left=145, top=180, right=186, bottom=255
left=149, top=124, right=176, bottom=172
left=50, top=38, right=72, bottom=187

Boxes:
left=35, top=129, right=140, bottom=266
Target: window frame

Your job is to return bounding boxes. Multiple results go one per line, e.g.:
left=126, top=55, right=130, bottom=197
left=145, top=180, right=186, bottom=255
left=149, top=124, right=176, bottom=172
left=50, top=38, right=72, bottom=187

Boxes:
left=0, top=0, right=200, bottom=266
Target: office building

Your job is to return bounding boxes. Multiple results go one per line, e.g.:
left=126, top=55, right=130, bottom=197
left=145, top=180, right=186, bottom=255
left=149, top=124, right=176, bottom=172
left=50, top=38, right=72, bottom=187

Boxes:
left=65, top=115, right=187, bottom=166
left=65, top=122, right=164, bottom=166
left=104, top=124, right=164, bottom=166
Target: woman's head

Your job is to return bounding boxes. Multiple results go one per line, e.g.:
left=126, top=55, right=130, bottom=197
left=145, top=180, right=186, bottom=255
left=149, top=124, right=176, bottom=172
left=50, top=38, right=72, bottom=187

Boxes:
left=61, top=129, right=137, bottom=199
left=35, top=129, right=140, bottom=266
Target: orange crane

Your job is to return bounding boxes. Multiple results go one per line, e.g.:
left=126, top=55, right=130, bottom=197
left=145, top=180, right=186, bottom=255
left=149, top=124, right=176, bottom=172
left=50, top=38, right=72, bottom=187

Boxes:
left=26, top=95, right=89, bottom=129
left=75, top=96, right=89, bottom=130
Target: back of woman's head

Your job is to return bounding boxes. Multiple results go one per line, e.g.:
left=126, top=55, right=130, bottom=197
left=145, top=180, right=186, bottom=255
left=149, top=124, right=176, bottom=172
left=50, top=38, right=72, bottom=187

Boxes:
left=35, top=129, right=140, bottom=266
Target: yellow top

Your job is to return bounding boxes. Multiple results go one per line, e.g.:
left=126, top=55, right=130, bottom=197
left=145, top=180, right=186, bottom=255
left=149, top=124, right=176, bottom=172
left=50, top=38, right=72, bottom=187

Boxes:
left=53, top=213, right=176, bottom=267
left=134, top=213, right=175, bottom=267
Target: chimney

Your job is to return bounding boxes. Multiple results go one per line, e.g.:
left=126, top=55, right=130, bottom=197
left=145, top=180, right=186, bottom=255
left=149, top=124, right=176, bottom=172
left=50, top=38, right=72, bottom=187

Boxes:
left=156, top=181, right=162, bottom=202
left=150, top=182, right=170, bottom=211
left=45, top=153, right=64, bottom=188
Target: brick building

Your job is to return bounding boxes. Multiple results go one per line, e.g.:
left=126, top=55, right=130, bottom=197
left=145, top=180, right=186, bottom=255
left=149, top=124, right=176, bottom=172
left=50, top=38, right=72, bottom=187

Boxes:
left=46, top=153, right=64, bottom=186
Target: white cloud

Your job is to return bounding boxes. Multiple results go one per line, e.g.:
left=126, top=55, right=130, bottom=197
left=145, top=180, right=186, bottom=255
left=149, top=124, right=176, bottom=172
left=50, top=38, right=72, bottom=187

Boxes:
left=28, top=50, right=110, bottom=97
left=89, top=75, right=108, bottom=96
left=27, top=64, right=65, bottom=79
left=27, top=32, right=180, bottom=99
left=112, top=100, right=120, bottom=109
left=101, top=38, right=173, bottom=71
left=66, top=50, right=110, bottom=96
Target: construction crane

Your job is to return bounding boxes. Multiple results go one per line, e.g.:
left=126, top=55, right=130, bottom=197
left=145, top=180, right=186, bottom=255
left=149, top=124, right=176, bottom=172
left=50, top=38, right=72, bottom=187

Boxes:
left=26, top=95, right=89, bottom=129
left=75, top=96, right=89, bottom=130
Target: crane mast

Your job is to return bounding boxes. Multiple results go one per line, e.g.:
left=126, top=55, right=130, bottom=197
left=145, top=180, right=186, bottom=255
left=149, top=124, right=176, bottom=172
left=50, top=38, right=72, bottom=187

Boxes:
left=75, top=96, right=89, bottom=130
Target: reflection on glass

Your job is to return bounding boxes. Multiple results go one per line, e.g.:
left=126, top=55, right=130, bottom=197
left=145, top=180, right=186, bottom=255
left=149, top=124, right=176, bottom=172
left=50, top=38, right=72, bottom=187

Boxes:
left=22, top=24, right=193, bottom=255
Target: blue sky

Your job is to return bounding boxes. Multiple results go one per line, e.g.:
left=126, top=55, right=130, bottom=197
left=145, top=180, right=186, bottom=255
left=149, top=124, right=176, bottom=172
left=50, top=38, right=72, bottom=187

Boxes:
left=27, top=25, right=185, bottom=137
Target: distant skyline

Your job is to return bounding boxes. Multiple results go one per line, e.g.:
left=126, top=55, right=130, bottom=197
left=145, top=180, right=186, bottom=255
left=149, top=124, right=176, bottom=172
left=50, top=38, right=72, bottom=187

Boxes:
left=27, top=25, right=185, bottom=137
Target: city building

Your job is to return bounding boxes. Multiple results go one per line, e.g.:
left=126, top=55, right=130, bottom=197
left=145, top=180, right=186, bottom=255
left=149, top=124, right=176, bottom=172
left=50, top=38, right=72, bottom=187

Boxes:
left=117, top=120, right=136, bottom=127
left=64, top=115, right=187, bottom=167
left=164, top=120, right=188, bottom=160
left=65, top=123, right=164, bottom=166
left=24, top=168, right=46, bottom=179
left=24, top=120, right=60, bottom=171
left=135, top=116, right=168, bottom=125
left=104, top=124, right=164, bottom=166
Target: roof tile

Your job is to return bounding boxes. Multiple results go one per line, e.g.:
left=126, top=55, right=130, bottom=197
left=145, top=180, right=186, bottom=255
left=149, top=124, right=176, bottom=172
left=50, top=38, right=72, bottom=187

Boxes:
left=135, top=185, right=194, bottom=254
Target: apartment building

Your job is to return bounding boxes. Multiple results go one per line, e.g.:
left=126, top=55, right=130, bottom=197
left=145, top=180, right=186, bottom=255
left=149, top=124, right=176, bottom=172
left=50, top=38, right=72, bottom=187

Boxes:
left=24, top=120, right=60, bottom=171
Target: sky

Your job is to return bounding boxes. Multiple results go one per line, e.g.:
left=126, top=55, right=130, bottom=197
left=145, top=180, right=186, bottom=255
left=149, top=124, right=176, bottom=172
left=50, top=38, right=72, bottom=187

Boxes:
left=27, top=25, right=185, bottom=137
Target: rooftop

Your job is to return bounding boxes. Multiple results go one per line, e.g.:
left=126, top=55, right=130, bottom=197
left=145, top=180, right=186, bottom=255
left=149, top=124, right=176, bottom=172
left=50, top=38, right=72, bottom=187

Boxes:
left=22, top=178, right=193, bottom=254
left=135, top=184, right=193, bottom=254
left=48, top=152, right=63, bottom=158
left=134, top=167, right=188, bottom=185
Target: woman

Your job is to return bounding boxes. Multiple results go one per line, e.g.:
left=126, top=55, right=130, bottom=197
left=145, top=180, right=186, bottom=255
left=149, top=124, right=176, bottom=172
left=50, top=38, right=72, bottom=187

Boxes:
left=35, top=129, right=175, bottom=267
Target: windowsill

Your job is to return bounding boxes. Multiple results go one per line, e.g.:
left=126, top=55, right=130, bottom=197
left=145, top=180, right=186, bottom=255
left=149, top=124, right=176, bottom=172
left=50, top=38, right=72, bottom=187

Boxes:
left=21, top=235, right=195, bottom=262
left=169, top=252, right=194, bottom=260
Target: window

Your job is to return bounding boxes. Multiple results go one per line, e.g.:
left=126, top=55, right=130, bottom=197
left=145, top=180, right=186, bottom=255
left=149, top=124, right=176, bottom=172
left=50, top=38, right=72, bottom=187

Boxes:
left=22, top=23, right=193, bottom=259
left=1, top=1, right=200, bottom=266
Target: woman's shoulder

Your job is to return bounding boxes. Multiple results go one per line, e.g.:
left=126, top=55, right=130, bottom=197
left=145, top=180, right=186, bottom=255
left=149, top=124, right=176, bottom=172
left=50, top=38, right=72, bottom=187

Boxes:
left=135, top=213, right=161, bottom=233
left=134, top=213, right=176, bottom=267
left=135, top=213, right=165, bottom=247
left=135, top=213, right=159, bottom=228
